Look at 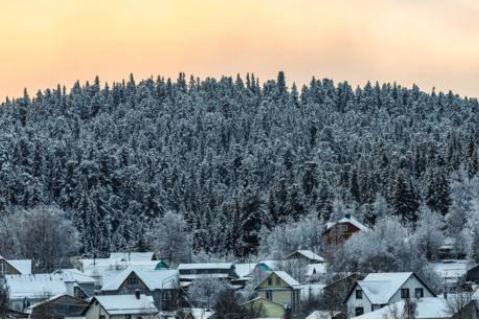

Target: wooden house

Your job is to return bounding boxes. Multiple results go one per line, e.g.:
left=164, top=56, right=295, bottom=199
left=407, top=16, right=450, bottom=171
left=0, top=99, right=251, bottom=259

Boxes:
left=322, top=215, right=368, bottom=248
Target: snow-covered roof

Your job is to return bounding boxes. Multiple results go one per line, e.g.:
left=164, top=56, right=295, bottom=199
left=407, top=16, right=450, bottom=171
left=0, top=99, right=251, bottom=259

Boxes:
left=8, top=259, right=32, bottom=274
left=179, top=273, right=231, bottom=280
left=53, top=269, right=96, bottom=284
left=256, top=271, right=302, bottom=290
left=5, top=274, right=75, bottom=299
left=356, top=272, right=414, bottom=305
left=354, top=297, right=450, bottom=319
left=432, top=260, right=468, bottom=281
left=109, top=252, right=155, bottom=261
left=189, top=308, right=215, bottom=319
left=306, top=263, right=327, bottom=276
left=101, top=267, right=179, bottom=291
left=234, top=263, right=256, bottom=279
left=306, top=310, right=341, bottom=319
left=288, top=250, right=324, bottom=262
left=326, top=216, right=369, bottom=231
left=26, top=293, right=87, bottom=314
left=93, top=294, right=158, bottom=316
left=178, top=262, right=234, bottom=270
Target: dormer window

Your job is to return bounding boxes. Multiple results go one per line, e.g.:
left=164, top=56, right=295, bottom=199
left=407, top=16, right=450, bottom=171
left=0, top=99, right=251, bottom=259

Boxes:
left=356, top=289, right=363, bottom=299
left=414, top=288, right=424, bottom=298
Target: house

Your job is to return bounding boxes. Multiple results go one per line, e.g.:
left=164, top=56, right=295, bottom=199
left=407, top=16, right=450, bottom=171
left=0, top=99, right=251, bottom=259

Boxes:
left=466, top=264, right=479, bottom=283
left=26, top=294, right=88, bottom=318
left=78, top=256, right=168, bottom=288
left=100, top=267, right=180, bottom=311
left=306, top=263, right=327, bottom=280
left=286, top=250, right=324, bottom=264
left=4, top=273, right=84, bottom=313
left=177, top=263, right=236, bottom=281
left=242, top=297, right=286, bottom=318
left=53, top=268, right=96, bottom=298
left=438, top=237, right=467, bottom=260
left=109, top=252, right=156, bottom=261
left=432, top=260, right=468, bottom=287
left=322, top=215, right=368, bottom=248
left=345, top=272, right=436, bottom=318
left=321, top=273, right=361, bottom=313
left=0, top=255, right=32, bottom=277
left=83, top=293, right=158, bottom=319
left=254, top=271, right=302, bottom=316
left=354, top=296, right=479, bottom=319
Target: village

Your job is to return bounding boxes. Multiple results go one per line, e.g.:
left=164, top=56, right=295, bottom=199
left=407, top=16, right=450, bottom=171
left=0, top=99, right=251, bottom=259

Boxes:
left=1, top=215, right=479, bottom=319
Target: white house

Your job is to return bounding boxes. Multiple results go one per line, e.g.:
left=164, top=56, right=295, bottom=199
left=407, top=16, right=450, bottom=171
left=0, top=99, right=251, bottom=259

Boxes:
left=177, top=262, right=236, bottom=280
left=345, top=272, right=436, bottom=318
left=83, top=293, right=158, bottom=319
left=4, top=273, right=81, bottom=313
left=353, top=296, right=478, bottom=319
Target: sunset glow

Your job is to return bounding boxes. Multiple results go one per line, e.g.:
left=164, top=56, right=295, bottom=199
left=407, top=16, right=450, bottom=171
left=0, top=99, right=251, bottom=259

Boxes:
left=1, top=0, right=478, bottom=99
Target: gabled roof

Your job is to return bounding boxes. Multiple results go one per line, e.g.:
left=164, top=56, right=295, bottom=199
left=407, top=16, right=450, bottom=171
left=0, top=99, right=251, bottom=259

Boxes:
left=53, top=269, right=96, bottom=284
left=234, top=263, right=256, bottom=279
left=326, top=216, right=369, bottom=231
left=26, top=293, right=87, bottom=314
left=354, top=297, right=450, bottom=319
left=256, top=271, right=302, bottom=290
left=92, top=294, right=158, bottom=316
left=348, top=272, right=436, bottom=305
left=177, top=263, right=234, bottom=270
left=306, top=263, right=327, bottom=276
left=0, top=255, right=32, bottom=275
left=5, top=274, right=75, bottom=299
left=287, top=250, right=325, bottom=262
left=8, top=259, right=32, bottom=274
left=101, top=267, right=179, bottom=291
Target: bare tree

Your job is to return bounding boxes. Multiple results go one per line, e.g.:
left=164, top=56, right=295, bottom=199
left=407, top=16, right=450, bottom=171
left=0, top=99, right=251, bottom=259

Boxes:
left=403, top=298, right=417, bottom=319
left=445, top=290, right=475, bottom=318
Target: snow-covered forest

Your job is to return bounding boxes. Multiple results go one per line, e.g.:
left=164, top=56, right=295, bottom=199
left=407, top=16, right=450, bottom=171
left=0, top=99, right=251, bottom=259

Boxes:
left=1, top=72, right=479, bottom=265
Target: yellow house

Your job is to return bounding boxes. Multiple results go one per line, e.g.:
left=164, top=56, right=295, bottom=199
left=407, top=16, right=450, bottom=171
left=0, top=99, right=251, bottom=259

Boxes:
left=242, top=297, right=286, bottom=318
left=254, top=271, right=301, bottom=316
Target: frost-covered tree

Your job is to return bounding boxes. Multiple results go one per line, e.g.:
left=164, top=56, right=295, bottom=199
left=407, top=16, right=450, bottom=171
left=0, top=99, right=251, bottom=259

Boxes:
left=0, top=206, right=80, bottom=272
left=146, top=211, right=193, bottom=265
left=187, top=277, right=228, bottom=310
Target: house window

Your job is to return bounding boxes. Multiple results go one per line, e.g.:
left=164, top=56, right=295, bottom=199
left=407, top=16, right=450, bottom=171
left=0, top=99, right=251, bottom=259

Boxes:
left=0, top=261, right=7, bottom=276
left=267, top=278, right=273, bottom=286
left=128, top=276, right=139, bottom=285
left=415, top=288, right=424, bottom=298
left=266, top=290, right=273, bottom=300
left=401, top=288, right=410, bottom=299
left=340, top=225, right=348, bottom=232
left=356, top=290, right=363, bottom=299
left=276, top=277, right=281, bottom=285
left=355, top=307, right=364, bottom=316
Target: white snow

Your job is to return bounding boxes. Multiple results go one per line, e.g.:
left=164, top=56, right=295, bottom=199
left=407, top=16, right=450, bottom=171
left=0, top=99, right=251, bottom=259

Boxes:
left=326, top=216, right=369, bottom=231
left=109, top=252, right=155, bottom=261
left=94, top=294, right=158, bottom=316
left=287, top=250, right=324, bottom=262
left=177, top=262, right=234, bottom=270
left=234, top=263, right=256, bottom=279
left=5, top=274, right=75, bottom=299
left=357, top=272, right=413, bottom=305
left=101, top=267, right=178, bottom=291
left=53, top=269, right=96, bottom=284
left=354, top=297, right=451, bottom=319
left=306, top=263, right=327, bottom=276
left=306, top=310, right=340, bottom=319
left=8, top=259, right=32, bottom=274
left=432, top=260, right=468, bottom=283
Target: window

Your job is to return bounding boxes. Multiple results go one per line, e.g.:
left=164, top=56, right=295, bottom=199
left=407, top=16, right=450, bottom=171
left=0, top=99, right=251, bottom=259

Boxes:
left=355, top=307, right=364, bottom=316
left=415, top=288, right=424, bottom=298
left=267, top=278, right=272, bottom=286
left=401, top=288, right=410, bottom=299
left=0, top=261, right=6, bottom=276
left=128, top=276, right=139, bottom=285
left=266, top=290, right=273, bottom=300
left=356, top=290, right=363, bottom=299
left=276, top=277, right=281, bottom=286
left=340, top=225, right=348, bottom=232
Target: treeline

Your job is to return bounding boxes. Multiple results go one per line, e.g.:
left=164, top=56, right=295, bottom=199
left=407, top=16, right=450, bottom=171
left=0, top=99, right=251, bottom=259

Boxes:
left=0, top=72, right=478, bottom=258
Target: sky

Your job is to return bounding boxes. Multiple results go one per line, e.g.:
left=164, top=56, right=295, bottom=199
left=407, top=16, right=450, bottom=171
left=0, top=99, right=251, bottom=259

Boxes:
left=0, top=0, right=478, bottom=99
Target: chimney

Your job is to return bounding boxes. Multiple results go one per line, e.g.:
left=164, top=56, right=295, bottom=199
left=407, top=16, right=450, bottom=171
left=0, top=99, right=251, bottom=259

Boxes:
left=135, top=289, right=141, bottom=300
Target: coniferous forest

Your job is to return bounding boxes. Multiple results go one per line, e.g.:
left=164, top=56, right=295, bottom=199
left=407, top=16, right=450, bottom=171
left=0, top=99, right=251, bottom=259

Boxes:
left=1, top=72, right=479, bottom=261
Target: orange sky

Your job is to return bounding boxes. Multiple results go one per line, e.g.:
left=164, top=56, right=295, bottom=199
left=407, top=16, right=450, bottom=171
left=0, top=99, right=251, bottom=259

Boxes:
left=0, top=0, right=478, bottom=99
